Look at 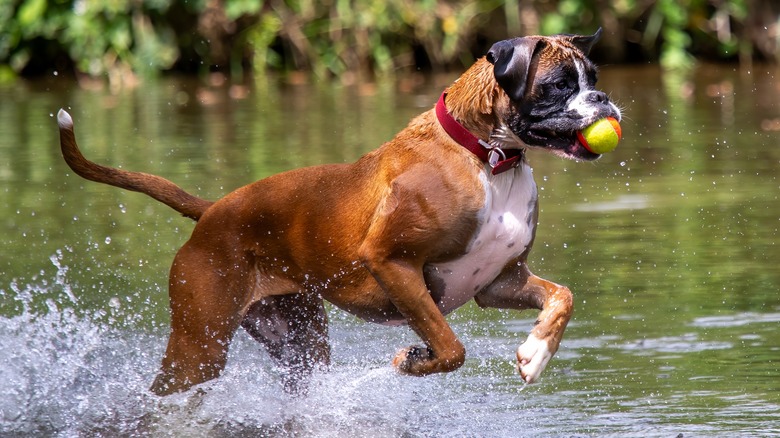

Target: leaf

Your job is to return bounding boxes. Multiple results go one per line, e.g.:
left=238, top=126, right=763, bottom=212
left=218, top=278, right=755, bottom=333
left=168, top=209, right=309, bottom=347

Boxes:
left=225, top=0, right=262, bottom=20
left=18, top=0, right=47, bottom=28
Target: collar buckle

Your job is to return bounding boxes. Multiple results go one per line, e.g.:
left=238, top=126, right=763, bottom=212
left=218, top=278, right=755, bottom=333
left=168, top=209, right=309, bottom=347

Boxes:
left=436, top=92, right=523, bottom=175
left=487, top=147, right=506, bottom=168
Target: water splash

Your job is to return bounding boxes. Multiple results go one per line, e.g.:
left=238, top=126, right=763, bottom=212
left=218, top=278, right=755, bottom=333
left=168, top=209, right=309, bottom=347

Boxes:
left=0, top=253, right=161, bottom=435
left=3, top=251, right=780, bottom=436
left=49, top=249, right=78, bottom=305
left=0, top=252, right=533, bottom=436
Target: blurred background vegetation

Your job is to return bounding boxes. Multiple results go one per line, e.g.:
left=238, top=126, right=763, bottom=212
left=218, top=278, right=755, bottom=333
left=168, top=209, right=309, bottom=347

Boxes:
left=1, top=0, right=778, bottom=86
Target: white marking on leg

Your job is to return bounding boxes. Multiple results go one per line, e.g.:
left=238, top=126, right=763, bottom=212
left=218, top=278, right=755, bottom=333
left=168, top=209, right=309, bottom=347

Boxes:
left=516, top=334, right=552, bottom=384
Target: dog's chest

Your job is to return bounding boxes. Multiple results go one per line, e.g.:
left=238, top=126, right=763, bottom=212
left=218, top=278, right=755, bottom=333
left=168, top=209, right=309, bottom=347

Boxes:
left=425, top=163, right=538, bottom=314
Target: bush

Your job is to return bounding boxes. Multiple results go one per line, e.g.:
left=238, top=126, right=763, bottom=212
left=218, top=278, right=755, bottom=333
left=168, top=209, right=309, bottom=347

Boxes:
left=0, top=0, right=774, bottom=84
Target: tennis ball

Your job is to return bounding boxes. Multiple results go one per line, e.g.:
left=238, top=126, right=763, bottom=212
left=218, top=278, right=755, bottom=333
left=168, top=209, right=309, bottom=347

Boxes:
left=576, top=117, right=621, bottom=154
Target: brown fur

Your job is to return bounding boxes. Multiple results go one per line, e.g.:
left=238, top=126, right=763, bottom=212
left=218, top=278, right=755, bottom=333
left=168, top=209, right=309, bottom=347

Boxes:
left=58, top=47, right=575, bottom=395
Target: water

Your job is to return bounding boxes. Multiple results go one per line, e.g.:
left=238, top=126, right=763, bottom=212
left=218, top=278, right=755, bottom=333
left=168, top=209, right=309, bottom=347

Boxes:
left=2, top=65, right=780, bottom=436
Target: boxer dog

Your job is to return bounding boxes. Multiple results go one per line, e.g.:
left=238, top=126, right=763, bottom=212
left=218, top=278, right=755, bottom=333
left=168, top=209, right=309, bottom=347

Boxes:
left=57, top=29, right=620, bottom=395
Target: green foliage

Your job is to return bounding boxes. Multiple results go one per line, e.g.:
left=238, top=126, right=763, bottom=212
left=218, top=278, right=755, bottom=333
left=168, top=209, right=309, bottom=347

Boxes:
left=652, top=0, right=695, bottom=69
left=0, top=0, right=775, bottom=82
left=255, top=0, right=502, bottom=78
left=1, top=0, right=179, bottom=81
left=540, top=0, right=591, bottom=35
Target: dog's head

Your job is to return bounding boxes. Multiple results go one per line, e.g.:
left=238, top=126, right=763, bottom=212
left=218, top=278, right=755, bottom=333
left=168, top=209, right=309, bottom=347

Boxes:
left=487, top=28, right=621, bottom=161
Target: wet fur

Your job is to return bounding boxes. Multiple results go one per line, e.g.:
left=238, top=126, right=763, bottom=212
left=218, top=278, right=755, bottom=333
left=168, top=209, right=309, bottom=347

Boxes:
left=57, top=32, right=617, bottom=395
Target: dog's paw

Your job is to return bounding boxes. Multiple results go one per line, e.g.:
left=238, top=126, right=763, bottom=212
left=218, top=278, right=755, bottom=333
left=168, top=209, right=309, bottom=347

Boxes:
left=516, top=334, right=552, bottom=384
left=392, top=345, right=434, bottom=375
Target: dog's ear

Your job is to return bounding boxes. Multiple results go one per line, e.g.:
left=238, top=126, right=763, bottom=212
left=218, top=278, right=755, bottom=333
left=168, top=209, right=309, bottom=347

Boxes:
left=487, top=37, right=543, bottom=102
left=565, top=28, right=602, bottom=55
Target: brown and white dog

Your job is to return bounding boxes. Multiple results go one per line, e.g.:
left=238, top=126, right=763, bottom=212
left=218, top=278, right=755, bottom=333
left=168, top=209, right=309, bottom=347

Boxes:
left=57, top=29, right=620, bottom=396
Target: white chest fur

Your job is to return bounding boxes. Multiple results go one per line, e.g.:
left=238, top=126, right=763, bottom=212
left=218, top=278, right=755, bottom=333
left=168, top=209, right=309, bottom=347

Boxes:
left=425, top=163, right=538, bottom=314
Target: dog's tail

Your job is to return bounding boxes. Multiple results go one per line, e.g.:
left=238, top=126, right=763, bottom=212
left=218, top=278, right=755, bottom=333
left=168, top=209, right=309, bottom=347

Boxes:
left=57, top=109, right=214, bottom=221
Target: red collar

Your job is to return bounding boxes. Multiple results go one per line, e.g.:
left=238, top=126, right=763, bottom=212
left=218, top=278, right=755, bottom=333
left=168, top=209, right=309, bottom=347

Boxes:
left=435, top=92, right=523, bottom=175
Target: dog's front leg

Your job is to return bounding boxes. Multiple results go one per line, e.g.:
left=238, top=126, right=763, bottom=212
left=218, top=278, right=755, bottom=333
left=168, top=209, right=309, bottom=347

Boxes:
left=358, top=177, right=468, bottom=375
left=475, top=262, right=573, bottom=383
left=366, top=255, right=466, bottom=375
left=360, top=254, right=466, bottom=375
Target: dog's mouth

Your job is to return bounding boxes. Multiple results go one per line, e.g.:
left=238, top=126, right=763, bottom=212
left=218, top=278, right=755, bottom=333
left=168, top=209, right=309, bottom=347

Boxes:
left=524, top=127, right=600, bottom=161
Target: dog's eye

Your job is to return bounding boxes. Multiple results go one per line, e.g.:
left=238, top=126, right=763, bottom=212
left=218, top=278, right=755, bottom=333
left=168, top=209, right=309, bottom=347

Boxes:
left=555, top=80, right=569, bottom=90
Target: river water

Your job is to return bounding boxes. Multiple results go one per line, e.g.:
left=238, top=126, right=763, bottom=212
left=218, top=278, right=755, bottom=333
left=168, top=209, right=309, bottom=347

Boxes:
left=1, top=64, right=779, bottom=436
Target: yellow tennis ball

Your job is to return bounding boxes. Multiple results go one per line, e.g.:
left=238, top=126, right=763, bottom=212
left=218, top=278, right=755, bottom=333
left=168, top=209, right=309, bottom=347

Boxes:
left=577, top=117, right=621, bottom=154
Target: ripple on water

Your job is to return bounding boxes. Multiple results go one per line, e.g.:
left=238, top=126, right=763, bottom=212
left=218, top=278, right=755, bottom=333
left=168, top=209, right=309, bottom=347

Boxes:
left=690, top=312, right=780, bottom=328
left=617, top=333, right=734, bottom=354
left=2, top=258, right=780, bottom=437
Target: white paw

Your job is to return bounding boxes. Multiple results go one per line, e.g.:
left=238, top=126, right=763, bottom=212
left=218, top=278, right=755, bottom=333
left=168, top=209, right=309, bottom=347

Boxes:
left=516, top=334, right=552, bottom=384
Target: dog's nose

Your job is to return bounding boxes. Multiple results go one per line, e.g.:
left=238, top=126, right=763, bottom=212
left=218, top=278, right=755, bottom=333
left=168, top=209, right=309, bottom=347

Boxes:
left=586, top=91, right=609, bottom=104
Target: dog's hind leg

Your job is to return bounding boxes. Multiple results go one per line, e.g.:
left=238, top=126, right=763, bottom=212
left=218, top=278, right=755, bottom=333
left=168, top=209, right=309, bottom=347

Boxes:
left=241, top=293, right=330, bottom=395
left=150, top=241, right=250, bottom=396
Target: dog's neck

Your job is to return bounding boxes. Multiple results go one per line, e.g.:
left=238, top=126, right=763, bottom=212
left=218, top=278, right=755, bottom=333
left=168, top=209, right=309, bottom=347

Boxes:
left=437, top=58, right=530, bottom=174
left=443, top=59, right=504, bottom=137
left=436, top=92, right=524, bottom=175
